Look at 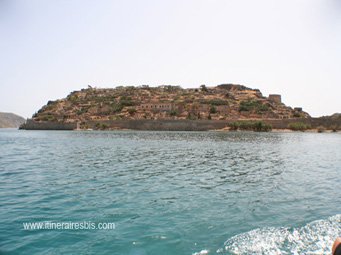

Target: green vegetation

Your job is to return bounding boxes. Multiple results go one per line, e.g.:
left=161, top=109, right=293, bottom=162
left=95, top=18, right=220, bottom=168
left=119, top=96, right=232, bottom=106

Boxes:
left=200, top=84, right=208, bottom=92
left=239, top=99, right=269, bottom=113
left=95, top=122, right=109, bottom=130
left=128, top=108, right=137, bottom=115
left=210, top=105, right=217, bottom=114
left=209, top=99, right=228, bottom=106
left=197, top=99, right=228, bottom=105
left=77, top=108, right=87, bottom=115
left=288, top=122, right=311, bottom=131
left=229, top=121, right=272, bottom=132
left=169, top=110, right=178, bottom=117
left=111, top=102, right=123, bottom=113
left=186, top=112, right=196, bottom=120
left=68, top=94, right=79, bottom=103
left=40, top=114, right=56, bottom=121
left=119, top=96, right=135, bottom=107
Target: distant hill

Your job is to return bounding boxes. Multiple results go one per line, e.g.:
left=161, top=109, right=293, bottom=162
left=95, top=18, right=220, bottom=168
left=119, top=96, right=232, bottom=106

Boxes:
left=330, top=113, right=341, bottom=119
left=0, top=112, right=25, bottom=128
left=319, top=113, right=341, bottom=120
left=30, top=84, right=310, bottom=126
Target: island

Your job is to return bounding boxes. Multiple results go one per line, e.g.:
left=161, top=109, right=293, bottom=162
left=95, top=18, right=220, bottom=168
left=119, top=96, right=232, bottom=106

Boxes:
left=19, top=84, right=341, bottom=131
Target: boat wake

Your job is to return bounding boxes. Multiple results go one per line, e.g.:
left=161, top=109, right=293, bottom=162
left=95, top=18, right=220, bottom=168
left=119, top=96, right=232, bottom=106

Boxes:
left=221, top=214, right=341, bottom=255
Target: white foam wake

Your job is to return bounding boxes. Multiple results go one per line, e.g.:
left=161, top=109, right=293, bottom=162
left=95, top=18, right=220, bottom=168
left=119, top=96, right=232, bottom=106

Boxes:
left=222, top=214, right=341, bottom=255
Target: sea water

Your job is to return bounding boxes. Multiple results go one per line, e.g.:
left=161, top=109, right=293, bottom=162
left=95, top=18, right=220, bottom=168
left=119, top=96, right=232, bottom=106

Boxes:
left=0, top=129, right=340, bottom=255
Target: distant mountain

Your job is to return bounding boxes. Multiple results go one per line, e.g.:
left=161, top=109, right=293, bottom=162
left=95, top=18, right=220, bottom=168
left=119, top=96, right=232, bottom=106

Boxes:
left=0, top=112, right=25, bottom=128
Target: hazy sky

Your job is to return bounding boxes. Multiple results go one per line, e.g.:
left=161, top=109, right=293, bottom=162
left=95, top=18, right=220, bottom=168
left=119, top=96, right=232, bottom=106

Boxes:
left=1, top=0, right=340, bottom=118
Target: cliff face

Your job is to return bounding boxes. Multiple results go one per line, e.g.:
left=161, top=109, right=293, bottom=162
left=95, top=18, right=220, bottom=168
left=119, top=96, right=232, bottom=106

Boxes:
left=0, top=112, right=25, bottom=128
left=30, top=84, right=310, bottom=124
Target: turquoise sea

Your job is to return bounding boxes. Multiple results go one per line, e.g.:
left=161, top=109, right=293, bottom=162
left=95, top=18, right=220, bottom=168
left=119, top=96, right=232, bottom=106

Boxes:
left=0, top=129, right=340, bottom=255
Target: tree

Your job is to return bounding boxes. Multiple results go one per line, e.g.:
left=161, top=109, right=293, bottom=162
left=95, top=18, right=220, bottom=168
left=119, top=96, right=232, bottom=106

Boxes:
left=200, top=84, right=208, bottom=92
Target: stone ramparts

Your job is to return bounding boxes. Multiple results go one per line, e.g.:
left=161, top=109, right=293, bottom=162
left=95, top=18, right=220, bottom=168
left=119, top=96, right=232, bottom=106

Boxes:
left=20, top=118, right=341, bottom=131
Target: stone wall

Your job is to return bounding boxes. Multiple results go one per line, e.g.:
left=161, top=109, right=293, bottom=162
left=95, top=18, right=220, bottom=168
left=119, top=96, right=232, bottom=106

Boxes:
left=20, top=118, right=341, bottom=131
left=84, top=119, right=228, bottom=131
left=85, top=118, right=341, bottom=131
left=20, top=119, right=77, bottom=130
left=263, top=118, right=341, bottom=129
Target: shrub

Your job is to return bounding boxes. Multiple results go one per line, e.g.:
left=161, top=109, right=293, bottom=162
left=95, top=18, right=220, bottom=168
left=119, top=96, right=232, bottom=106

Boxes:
left=42, top=115, right=56, bottom=121
left=77, top=108, right=87, bottom=115
left=111, top=103, right=123, bottom=113
left=253, top=121, right=272, bottom=132
left=288, top=122, right=311, bottom=131
left=210, top=105, right=217, bottom=114
left=209, top=99, right=228, bottom=106
left=40, top=114, right=56, bottom=121
left=239, top=100, right=269, bottom=113
left=68, top=95, right=78, bottom=103
left=119, top=96, right=135, bottom=107
left=200, top=84, right=208, bottom=92
left=186, top=112, right=196, bottom=120
left=229, top=121, right=272, bottom=132
left=95, top=123, right=109, bottom=130
left=169, top=110, right=178, bottom=116
left=128, top=108, right=136, bottom=115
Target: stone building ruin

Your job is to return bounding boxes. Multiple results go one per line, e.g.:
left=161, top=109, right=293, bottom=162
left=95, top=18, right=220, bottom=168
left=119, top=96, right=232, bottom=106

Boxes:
left=268, top=94, right=282, bottom=104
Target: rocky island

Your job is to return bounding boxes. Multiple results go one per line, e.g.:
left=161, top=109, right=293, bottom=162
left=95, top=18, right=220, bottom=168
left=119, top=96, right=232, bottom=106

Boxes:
left=20, top=84, right=340, bottom=131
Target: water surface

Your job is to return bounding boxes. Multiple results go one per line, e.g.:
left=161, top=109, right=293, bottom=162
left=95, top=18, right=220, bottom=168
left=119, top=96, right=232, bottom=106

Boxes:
left=0, top=130, right=340, bottom=254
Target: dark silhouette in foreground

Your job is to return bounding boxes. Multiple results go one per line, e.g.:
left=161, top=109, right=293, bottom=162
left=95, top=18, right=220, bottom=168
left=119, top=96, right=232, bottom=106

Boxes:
left=333, top=237, right=341, bottom=255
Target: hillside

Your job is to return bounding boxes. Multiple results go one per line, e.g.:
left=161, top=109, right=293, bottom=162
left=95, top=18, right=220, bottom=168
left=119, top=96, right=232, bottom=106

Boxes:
left=30, top=84, right=309, bottom=127
left=329, top=113, right=341, bottom=120
left=0, top=112, right=25, bottom=128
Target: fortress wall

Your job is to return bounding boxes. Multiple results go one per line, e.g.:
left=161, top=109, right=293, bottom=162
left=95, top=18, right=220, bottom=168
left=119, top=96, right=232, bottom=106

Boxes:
left=20, top=119, right=77, bottom=130
left=264, top=118, right=341, bottom=129
left=21, top=118, right=341, bottom=131
left=85, top=120, right=229, bottom=131
left=85, top=118, right=341, bottom=130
